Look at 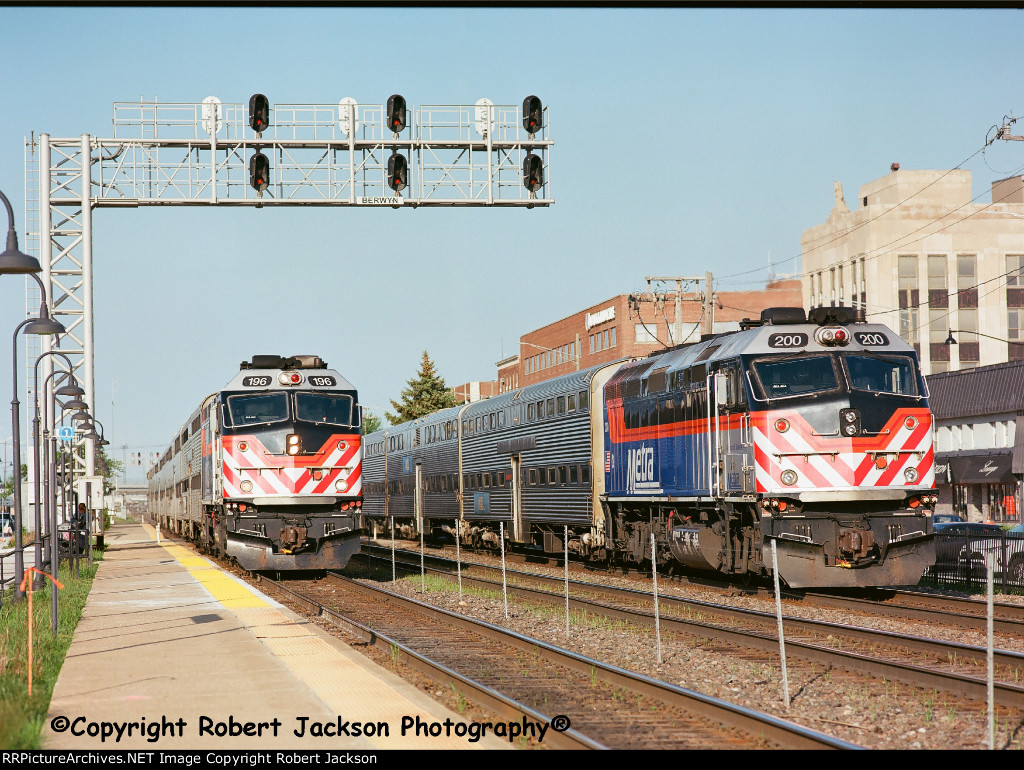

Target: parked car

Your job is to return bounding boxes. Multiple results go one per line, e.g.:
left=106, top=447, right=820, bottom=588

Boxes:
left=933, top=513, right=964, bottom=526
left=944, top=523, right=1024, bottom=584
left=931, top=522, right=1005, bottom=579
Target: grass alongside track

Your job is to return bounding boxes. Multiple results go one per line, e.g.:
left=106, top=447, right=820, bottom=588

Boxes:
left=0, top=558, right=98, bottom=749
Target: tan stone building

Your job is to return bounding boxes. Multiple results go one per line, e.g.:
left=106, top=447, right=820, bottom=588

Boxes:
left=801, top=167, right=1024, bottom=375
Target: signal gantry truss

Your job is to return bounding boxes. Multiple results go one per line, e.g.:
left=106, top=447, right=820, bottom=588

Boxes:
left=24, top=97, right=553, bottom=477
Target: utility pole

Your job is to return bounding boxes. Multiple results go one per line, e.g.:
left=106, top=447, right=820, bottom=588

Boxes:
left=643, top=273, right=715, bottom=344
left=995, top=116, right=1024, bottom=142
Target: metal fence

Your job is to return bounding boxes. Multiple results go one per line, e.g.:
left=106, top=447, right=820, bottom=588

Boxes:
left=925, top=530, right=1024, bottom=591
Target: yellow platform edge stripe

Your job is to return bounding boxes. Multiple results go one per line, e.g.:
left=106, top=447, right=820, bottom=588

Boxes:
left=158, top=541, right=269, bottom=608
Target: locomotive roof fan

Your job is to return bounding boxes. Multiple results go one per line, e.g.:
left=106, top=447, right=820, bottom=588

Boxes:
left=240, top=354, right=328, bottom=370
left=760, top=307, right=806, bottom=325
left=808, top=306, right=859, bottom=325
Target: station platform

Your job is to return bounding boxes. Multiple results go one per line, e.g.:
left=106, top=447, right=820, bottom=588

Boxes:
left=42, top=518, right=508, bottom=750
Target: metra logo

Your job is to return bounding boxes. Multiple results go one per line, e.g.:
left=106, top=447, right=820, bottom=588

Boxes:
left=627, top=444, right=660, bottom=494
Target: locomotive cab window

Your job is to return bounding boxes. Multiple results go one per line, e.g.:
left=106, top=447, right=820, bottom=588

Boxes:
left=226, top=392, right=289, bottom=426
left=295, top=392, right=354, bottom=426
left=750, top=355, right=839, bottom=400
left=843, top=353, right=921, bottom=397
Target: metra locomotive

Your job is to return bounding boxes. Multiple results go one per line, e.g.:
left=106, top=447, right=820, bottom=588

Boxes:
left=362, top=307, right=936, bottom=588
left=148, top=355, right=363, bottom=571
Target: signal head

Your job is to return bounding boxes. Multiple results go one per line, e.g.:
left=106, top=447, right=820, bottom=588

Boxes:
left=522, top=95, right=543, bottom=134
left=522, top=152, right=543, bottom=193
left=386, top=94, right=407, bottom=134
left=388, top=153, right=409, bottom=193
left=248, top=93, right=270, bottom=134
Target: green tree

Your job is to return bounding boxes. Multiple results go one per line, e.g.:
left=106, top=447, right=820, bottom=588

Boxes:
left=385, top=351, right=458, bottom=425
left=1, top=463, right=27, bottom=502
left=361, top=410, right=383, bottom=435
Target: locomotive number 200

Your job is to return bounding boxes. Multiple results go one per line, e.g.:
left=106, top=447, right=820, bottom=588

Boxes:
left=855, top=332, right=889, bottom=346
left=768, top=333, right=808, bottom=348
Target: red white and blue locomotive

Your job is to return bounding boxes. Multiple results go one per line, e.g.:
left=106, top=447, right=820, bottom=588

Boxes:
left=148, top=355, right=363, bottom=571
left=362, top=306, right=937, bottom=588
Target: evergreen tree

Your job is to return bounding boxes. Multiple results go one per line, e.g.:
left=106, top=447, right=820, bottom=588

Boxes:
left=361, top=410, right=383, bottom=435
left=385, top=351, right=458, bottom=425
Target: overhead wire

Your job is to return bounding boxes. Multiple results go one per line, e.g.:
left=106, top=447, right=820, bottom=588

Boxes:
left=718, top=143, right=994, bottom=284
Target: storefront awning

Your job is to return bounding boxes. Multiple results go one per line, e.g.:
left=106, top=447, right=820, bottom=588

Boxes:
left=948, top=452, right=1016, bottom=484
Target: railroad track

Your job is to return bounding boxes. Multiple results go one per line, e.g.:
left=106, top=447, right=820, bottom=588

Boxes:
left=361, top=543, right=1024, bottom=709
left=364, top=538, right=1024, bottom=634
left=255, top=571, right=858, bottom=749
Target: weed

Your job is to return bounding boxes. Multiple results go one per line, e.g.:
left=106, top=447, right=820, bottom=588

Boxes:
left=450, top=684, right=467, bottom=714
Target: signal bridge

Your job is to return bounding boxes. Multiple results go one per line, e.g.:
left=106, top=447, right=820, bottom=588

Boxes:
left=22, top=95, right=551, bottom=478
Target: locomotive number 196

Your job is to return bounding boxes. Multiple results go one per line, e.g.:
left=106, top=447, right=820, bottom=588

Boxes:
left=242, top=375, right=272, bottom=387
left=308, top=375, right=337, bottom=387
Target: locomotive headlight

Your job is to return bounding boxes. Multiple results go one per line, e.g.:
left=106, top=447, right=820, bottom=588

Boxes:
left=774, top=418, right=790, bottom=433
left=279, top=371, right=303, bottom=386
left=336, top=479, right=348, bottom=492
left=844, top=411, right=857, bottom=423
left=287, top=434, right=301, bottom=455
left=338, top=440, right=347, bottom=452
left=240, top=480, right=254, bottom=493
left=904, top=467, right=919, bottom=484
left=780, top=469, right=799, bottom=486
left=238, top=441, right=248, bottom=452
left=904, top=416, right=918, bottom=430
left=843, top=424, right=858, bottom=436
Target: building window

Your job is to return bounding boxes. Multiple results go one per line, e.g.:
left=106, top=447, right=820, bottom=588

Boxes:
left=1008, top=254, right=1024, bottom=286
left=898, top=255, right=918, bottom=310
left=958, top=308, right=979, bottom=363
left=928, top=255, right=948, bottom=308
left=957, top=254, right=978, bottom=308
left=611, top=327, right=616, bottom=347
left=899, top=308, right=919, bottom=345
left=635, top=323, right=658, bottom=343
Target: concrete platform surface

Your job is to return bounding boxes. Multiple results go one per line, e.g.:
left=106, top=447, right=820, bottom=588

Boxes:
left=42, top=518, right=509, bottom=750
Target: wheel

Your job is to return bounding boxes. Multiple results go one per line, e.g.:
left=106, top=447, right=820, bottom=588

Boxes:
left=1009, top=558, right=1024, bottom=587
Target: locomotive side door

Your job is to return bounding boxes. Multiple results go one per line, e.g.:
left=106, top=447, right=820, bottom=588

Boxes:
left=510, top=454, right=523, bottom=542
left=718, top=363, right=753, bottom=493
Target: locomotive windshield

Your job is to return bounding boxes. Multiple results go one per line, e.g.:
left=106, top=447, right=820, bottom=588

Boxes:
left=750, top=355, right=839, bottom=398
left=295, top=392, right=354, bottom=427
left=226, top=392, right=290, bottom=426
left=843, top=353, right=920, bottom=397
left=749, top=351, right=923, bottom=402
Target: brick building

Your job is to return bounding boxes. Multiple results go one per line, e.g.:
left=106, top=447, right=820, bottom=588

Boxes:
left=488, top=279, right=802, bottom=393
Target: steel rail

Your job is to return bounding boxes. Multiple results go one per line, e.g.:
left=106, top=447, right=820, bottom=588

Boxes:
left=253, top=574, right=604, bottom=750
left=363, top=546, right=1024, bottom=708
left=315, top=572, right=859, bottom=749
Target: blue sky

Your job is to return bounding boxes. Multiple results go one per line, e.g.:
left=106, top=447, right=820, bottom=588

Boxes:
left=1, top=7, right=1023, bottom=483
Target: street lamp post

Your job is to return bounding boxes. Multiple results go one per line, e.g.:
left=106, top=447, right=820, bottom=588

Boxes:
left=31, top=352, right=77, bottom=587
left=1, top=185, right=63, bottom=598
left=944, top=329, right=1024, bottom=347
left=9, top=309, right=65, bottom=597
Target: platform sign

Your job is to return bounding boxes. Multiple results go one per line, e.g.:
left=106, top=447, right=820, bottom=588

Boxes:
left=57, top=426, right=73, bottom=441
